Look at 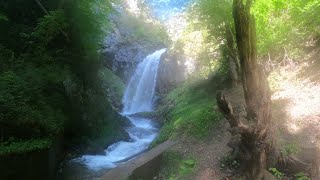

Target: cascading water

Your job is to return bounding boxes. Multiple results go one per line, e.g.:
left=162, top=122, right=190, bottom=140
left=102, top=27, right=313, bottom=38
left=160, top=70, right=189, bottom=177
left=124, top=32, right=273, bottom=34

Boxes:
left=72, top=49, right=166, bottom=171
left=123, top=49, right=166, bottom=114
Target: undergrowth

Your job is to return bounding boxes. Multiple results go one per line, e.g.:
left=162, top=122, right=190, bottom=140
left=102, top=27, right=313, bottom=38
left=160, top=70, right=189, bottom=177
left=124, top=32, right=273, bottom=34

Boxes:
left=158, top=151, right=196, bottom=180
left=153, top=80, right=223, bottom=145
left=269, top=167, right=285, bottom=179
left=99, top=68, right=125, bottom=107
left=219, top=154, right=240, bottom=170
left=0, top=138, right=52, bottom=156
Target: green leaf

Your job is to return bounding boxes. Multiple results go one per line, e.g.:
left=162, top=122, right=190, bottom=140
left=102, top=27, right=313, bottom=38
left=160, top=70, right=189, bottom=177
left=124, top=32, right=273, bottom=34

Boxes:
left=183, top=159, right=195, bottom=168
left=0, top=13, right=8, bottom=21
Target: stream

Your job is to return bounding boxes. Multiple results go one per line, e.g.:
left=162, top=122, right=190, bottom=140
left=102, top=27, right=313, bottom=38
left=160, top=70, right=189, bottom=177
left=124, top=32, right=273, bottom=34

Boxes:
left=59, top=49, right=166, bottom=179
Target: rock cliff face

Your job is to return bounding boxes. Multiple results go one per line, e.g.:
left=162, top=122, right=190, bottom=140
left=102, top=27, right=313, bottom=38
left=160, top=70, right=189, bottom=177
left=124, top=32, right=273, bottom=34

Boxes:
left=103, top=11, right=164, bottom=82
left=102, top=6, right=188, bottom=95
left=156, top=51, right=187, bottom=94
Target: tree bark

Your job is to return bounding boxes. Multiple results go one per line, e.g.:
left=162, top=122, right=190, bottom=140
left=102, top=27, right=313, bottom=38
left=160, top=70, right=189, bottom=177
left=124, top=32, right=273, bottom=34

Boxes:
left=225, top=23, right=240, bottom=87
left=217, top=0, right=272, bottom=179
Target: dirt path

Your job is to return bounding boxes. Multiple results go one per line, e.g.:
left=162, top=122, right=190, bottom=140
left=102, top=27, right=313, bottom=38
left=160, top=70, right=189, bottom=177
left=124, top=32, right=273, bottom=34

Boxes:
left=168, top=121, right=232, bottom=180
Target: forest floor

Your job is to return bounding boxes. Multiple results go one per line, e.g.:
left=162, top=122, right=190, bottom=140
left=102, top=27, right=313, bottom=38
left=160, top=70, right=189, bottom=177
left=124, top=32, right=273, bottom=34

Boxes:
left=270, top=48, right=320, bottom=177
left=162, top=86, right=245, bottom=180
left=272, top=50, right=320, bottom=151
left=163, top=48, right=320, bottom=180
left=167, top=121, right=232, bottom=180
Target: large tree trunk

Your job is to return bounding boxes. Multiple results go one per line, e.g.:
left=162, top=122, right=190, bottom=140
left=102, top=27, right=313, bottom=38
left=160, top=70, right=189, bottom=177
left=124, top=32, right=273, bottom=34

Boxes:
left=217, top=0, right=272, bottom=179
left=233, top=0, right=272, bottom=178
left=225, top=23, right=240, bottom=87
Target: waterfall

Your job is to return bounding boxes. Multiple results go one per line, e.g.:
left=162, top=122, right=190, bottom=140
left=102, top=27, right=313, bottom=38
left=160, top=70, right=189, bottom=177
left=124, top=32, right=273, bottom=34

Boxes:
left=123, top=48, right=166, bottom=114
left=72, top=49, right=166, bottom=171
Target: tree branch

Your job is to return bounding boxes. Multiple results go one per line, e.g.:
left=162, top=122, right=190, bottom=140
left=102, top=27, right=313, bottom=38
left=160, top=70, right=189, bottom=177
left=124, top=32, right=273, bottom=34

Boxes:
left=34, top=0, right=49, bottom=14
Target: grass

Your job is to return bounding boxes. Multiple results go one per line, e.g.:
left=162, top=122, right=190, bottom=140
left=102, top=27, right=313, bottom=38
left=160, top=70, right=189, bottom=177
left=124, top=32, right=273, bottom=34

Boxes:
left=152, top=80, right=223, bottom=145
left=0, top=138, right=52, bottom=156
left=158, top=151, right=196, bottom=180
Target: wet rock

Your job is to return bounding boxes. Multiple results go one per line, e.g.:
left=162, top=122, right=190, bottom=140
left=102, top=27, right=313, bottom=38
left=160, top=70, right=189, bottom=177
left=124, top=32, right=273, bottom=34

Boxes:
left=129, top=112, right=157, bottom=119
left=85, top=146, right=106, bottom=156
left=117, top=113, right=134, bottom=128
left=69, top=114, right=132, bottom=156
left=156, top=51, right=187, bottom=94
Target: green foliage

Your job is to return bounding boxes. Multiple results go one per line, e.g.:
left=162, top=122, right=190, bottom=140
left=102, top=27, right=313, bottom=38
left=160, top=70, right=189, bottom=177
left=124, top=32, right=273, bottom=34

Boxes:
left=0, top=138, right=52, bottom=156
left=269, top=167, right=285, bottom=179
left=194, top=0, right=320, bottom=76
left=119, top=14, right=169, bottom=44
left=295, top=172, right=310, bottom=180
left=182, top=0, right=235, bottom=79
left=159, top=152, right=196, bottom=180
left=99, top=68, right=125, bottom=106
left=219, top=154, right=240, bottom=169
left=153, top=80, right=223, bottom=145
left=281, top=143, right=300, bottom=157
left=32, top=10, right=68, bottom=46
left=0, top=0, right=126, bottom=154
left=66, top=0, right=112, bottom=56
left=299, top=1, right=320, bottom=35
left=0, top=71, right=64, bottom=135
left=0, top=13, right=8, bottom=21
left=196, top=0, right=233, bottom=36
left=252, top=0, right=320, bottom=57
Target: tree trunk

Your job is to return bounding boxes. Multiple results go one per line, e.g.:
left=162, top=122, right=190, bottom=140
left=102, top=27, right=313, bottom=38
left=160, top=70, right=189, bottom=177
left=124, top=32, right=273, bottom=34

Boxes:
left=225, top=23, right=240, bottom=87
left=233, top=0, right=272, bottom=178
left=217, top=0, right=272, bottom=179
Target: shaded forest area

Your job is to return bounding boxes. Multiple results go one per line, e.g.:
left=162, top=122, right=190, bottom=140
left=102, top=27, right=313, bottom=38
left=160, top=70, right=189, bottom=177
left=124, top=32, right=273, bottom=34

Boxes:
left=0, top=0, right=128, bottom=158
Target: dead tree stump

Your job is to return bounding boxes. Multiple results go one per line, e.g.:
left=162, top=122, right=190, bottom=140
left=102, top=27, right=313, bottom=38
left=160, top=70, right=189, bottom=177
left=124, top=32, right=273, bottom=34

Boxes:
left=216, top=0, right=273, bottom=179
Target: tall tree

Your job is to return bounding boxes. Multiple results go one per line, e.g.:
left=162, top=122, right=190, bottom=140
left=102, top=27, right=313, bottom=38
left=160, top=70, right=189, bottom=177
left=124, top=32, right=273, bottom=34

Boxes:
left=217, top=0, right=272, bottom=179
